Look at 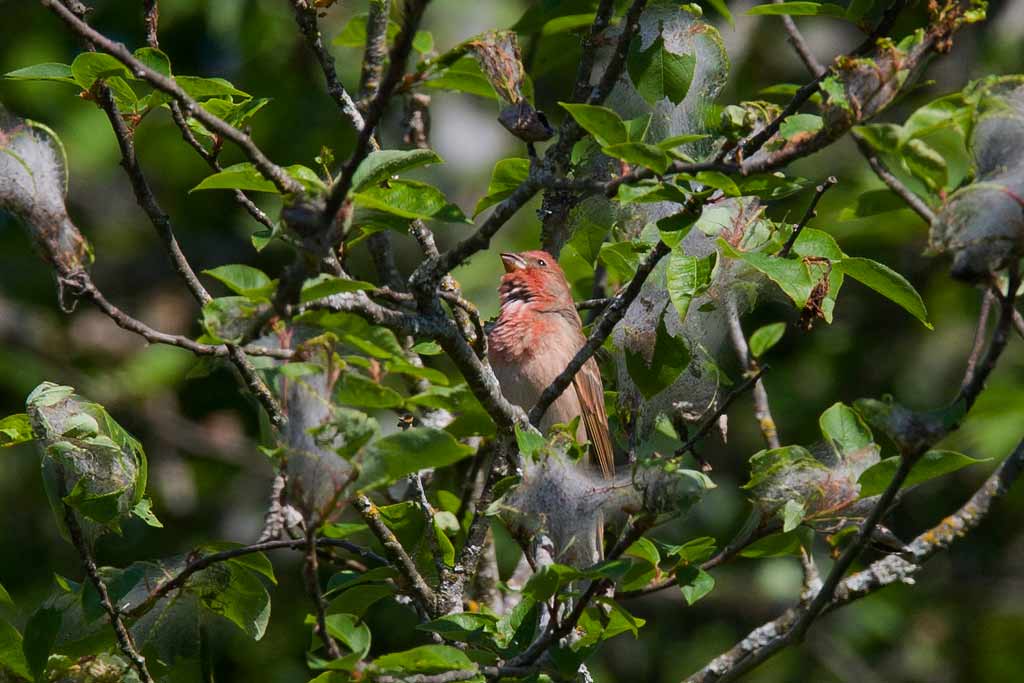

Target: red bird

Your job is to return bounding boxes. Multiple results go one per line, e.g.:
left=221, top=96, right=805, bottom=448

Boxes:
left=487, top=250, right=614, bottom=480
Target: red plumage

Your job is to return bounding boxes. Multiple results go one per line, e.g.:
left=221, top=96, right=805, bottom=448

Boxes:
left=487, top=250, right=615, bottom=479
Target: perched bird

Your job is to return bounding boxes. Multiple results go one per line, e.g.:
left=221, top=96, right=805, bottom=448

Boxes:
left=487, top=250, right=614, bottom=480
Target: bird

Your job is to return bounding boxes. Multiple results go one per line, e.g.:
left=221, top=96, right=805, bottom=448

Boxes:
left=487, top=250, right=614, bottom=481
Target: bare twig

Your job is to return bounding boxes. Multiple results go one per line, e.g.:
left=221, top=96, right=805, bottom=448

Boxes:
left=778, top=176, right=837, bottom=258
left=59, top=472, right=154, bottom=682
left=852, top=134, right=937, bottom=224
left=725, top=297, right=780, bottom=449
left=674, top=367, right=767, bottom=457
left=961, top=288, right=996, bottom=390
left=323, top=0, right=431, bottom=222
left=304, top=529, right=342, bottom=659
left=126, top=537, right=386, bottom=619
left=288, top=0, right=367, bottom=134
left=359, top=0, right=392, bottom=110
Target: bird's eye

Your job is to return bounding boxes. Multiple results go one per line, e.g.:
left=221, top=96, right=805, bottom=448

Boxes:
left=537, top=258, right=547, bottom=267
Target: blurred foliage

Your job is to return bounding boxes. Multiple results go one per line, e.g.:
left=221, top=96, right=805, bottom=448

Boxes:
left=0, top=0, right=1023, bottom=682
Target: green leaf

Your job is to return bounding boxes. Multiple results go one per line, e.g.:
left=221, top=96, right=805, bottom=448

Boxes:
left=780, top=499, right=805, bottom=532
left=515, top=424, right=546, bottom=458
left=201, top=296, right=268, bottom=343
left=353, top=179, right=470, bottom=223
left=351, top=149, right=443, bottom=193
left=677, top=566, right=715, bottom=605
left=191, top=162, right=320, bottom=194
left=372, top=645, right=475, bottom=676
left=332, top=13, right=399, bottom=47
left=853, top=123, right=901, bottom=154
left=175, top=75, right=249, bottom=101
left=858, top=450, right=990, bottom=497
left=819, top=402, right=873, bottom=457
left=70, top=52, right=132, bottom=89
left=625, top=307, right=691, bottom=399
left=625, top=537, right=661, bottom=567
left=666, top=251, right=715, bottom=319
left=23, top=606, right=61, bottom=682
left=738, top=173, right=812, bottom=201
left=779, top=113, right=823, bottom=139
left=423, top=56, right=500, bottom=100
left=599, top=240, right=651, bottom=280
left=336, top=373, right=404, bottom=410
left=739, top=530, right=804, bottom=557
left=663, top=536, right=717, bottom=565
left=559, top=102, right=627, bottom=147
left=749, top=322, right=785, bottom=357
left=0, top=584, right=12, bottom=610
left=132, top=498, right=163, bottom=528
left=902, top=137, right=948, bottom=190
left=203, top=264, right=274, bottom=300
left=748, top=2, right=849, bottom=17
left=62, top=477, right=126, bottom=525
left=627, top=36, right=695, bottom=106
left=0, top=619, right=30, bottom=680
left=356, top=428, right=475, bottom=491
left=704, top=0, right=735, bottom=25
left=300, top=275, right=375, bottom=304
left=196, top=561, right=271, bottom=640
left=835, top=257, right=931, bottom=328
left=417, top=613, right=497, bottom=642
left=602, top=142, right=670, bottom=174
left=0, top=413, right=33, bottom=447
left=3, top=63, right=76, bottom=85
left=133, top=47, right=171, bottom=77
left=718, top=239, right=815, bottom=308
left=474, top=157, right=530, bottom=216
left=413, top=31, right=435, bottom=54
left=695, top=170, right=741, bottom=197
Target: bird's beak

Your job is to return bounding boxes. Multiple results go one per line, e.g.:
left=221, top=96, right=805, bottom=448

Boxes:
left=500, top=252, right=527, bottom=272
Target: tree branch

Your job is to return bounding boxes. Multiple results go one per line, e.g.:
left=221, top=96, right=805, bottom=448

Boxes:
left=41, top=0, right=303, bottom=195
left=778, top=176, right=837, bottom=258
left=724, top=297, right=780, bottom=449
left=354, top=494, right=439, bottom=616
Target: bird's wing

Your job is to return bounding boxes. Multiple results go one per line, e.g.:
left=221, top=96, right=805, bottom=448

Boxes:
left=573, top=356, right=615, bottom=479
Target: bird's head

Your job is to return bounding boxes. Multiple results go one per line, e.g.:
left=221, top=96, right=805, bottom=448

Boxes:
left=498, top=250, right=574, bottom=311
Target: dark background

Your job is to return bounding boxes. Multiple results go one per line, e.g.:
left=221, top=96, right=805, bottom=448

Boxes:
left=1, top=1, right=1023, bottom=681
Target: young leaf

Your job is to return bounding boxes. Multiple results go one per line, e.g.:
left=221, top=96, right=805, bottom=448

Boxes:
left=677, top=566, right=715, bottom=605
left=192, top=162, right=320, bottom=194
left=356, top=428, right=475, bottom=491
left=779, top=114, right=824, bottom=139
left=666, top=251, right=715, bottom=320
left=857, top=450, right=990, bottom=497
left=602, top=142, right=670, bottom=174
left=627, top=36, right=695, bottom=106
left=351, top=149, right=443, bottom=192
left=748, top=2, right=849, bottom=17
left=559, top=102, right=627, bottom=147
left=780, top=499, right=805, bottom=532
left=749, top=322, right=786, bottom=357
left=835, top=257, right=931, bottom=327
left=475, top=157, right=530, bottom=216
left=353, top=179, right=470, bottom=223
left=625, top=307, right=691, bottom=398
left=3, top=63, right=76, bottom=85
left=819, top=402, right=873, bottom=457
left=22, top=606, right=61, bottom=682
left=336, top=373, right=404, bottom=410
left=70, top=52, right=132, bottom=89
left=0, top=413, right=34, bottom=447
left=371, top=645, right=475, bottom=676
left=202, top=264, right=274, bottom=300
left=299, top=275, right=375, bottom=303
left=0, top=619, right=30, bottom=680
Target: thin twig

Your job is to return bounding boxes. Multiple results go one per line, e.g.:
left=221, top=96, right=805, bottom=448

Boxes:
left=674, top=367, right=767, bottom=457
left=778, top=176, right=837, bottom=258
left=852, top=134, right=937, bottom=224
left=354, top=494, right=439, bottom=615
left=359, top=0, right=392, bottom=111
left=725, top=297, right=780, bottom=449
left=961, top=288, right=995, bottom=390
left=126, top=537, right=387, bottom=619
left=59, top=471, right=154, bottom=682
left=323, top=0, right=431, bottom=222
left=288, top=0, right=367, bottom=134
left=304, top=529, right=342, bottom=659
